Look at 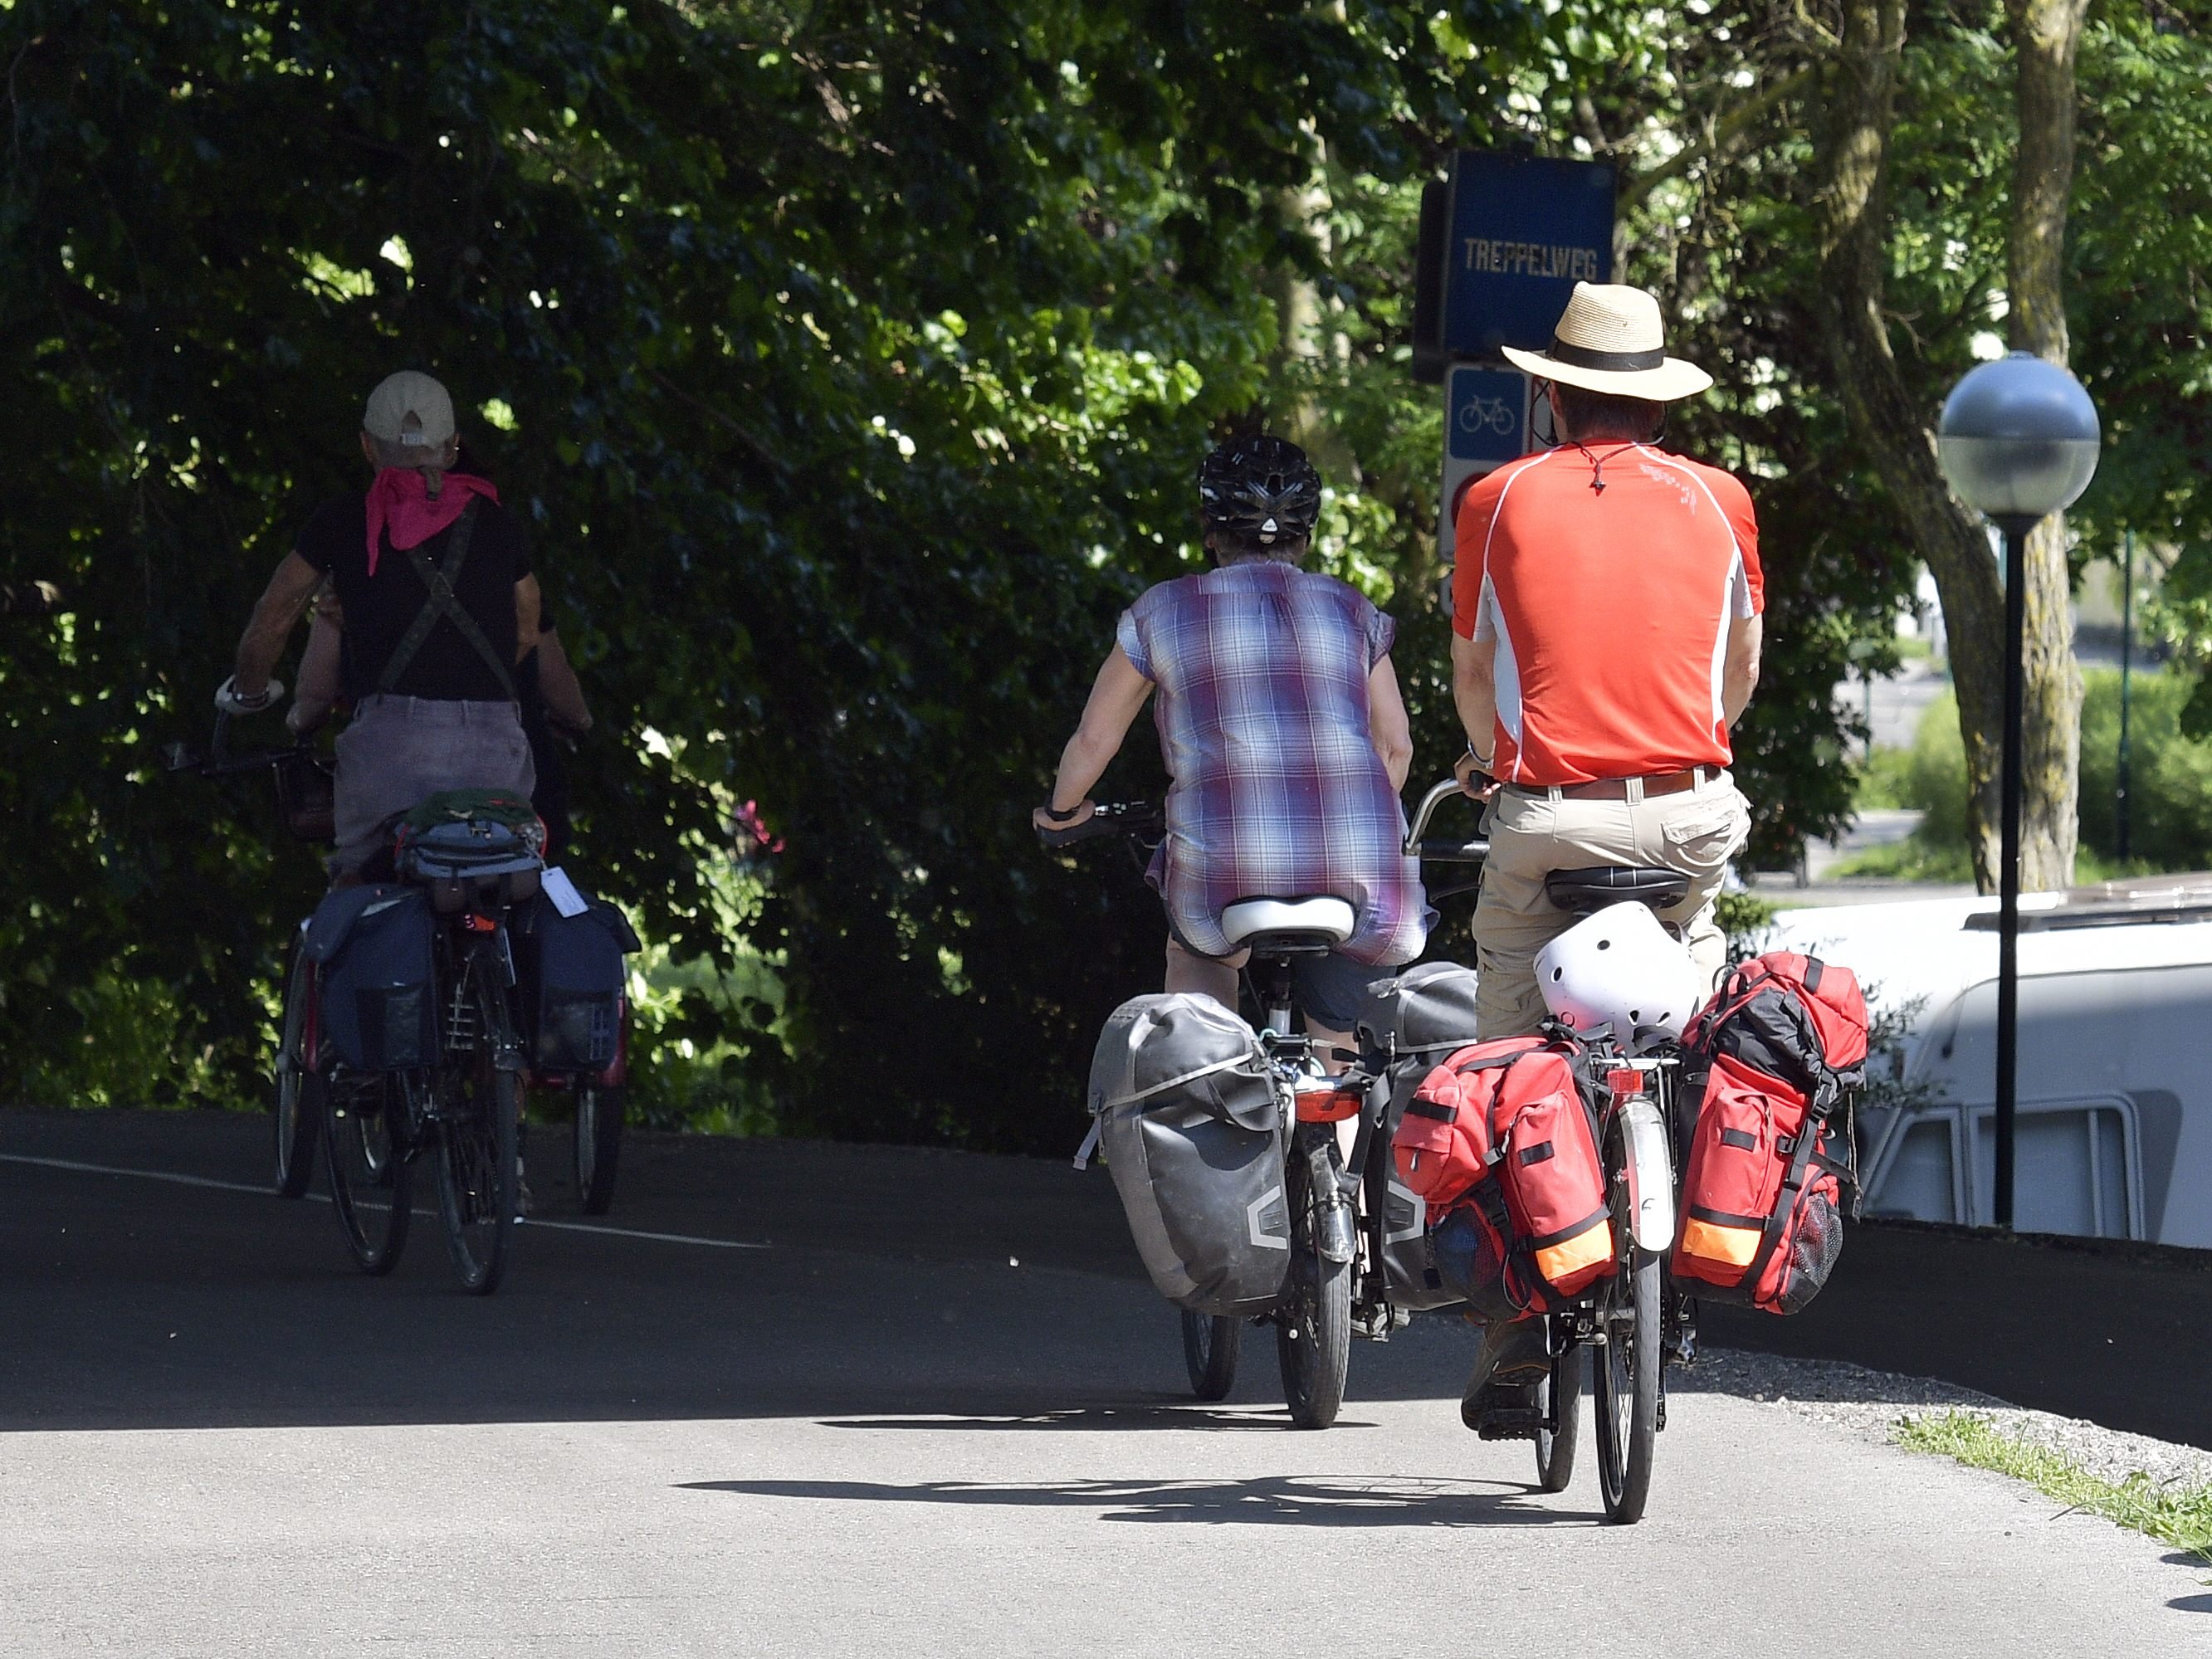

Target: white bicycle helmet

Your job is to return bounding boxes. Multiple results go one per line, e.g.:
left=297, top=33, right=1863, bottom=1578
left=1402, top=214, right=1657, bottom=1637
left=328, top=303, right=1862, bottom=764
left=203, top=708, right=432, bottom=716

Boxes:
left=1536, top=900, right=1703, bottom=1039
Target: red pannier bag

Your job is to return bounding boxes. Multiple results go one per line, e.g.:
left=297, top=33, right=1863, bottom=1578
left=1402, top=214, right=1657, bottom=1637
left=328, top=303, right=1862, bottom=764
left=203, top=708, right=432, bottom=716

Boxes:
left=1393, top=1035, right=1615, bottom=1313
left=1674, top=953, right=1868, bottom=1315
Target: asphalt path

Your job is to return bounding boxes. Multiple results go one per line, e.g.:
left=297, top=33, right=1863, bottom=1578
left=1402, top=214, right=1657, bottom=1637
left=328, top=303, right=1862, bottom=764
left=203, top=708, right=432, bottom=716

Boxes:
left=2, top=1108, right=2205, bottom=1656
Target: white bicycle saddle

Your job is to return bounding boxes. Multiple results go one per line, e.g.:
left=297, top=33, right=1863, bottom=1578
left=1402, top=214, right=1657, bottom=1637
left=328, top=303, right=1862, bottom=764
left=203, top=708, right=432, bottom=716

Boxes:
left=1220, top=895, right=1356, bottom=949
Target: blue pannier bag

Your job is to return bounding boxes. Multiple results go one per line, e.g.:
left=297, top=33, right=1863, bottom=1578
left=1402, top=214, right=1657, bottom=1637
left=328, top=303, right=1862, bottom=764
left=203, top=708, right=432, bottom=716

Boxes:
left=510, top=883, right=638, bottom=1072
left=302, top=885, right=437, bottom=1071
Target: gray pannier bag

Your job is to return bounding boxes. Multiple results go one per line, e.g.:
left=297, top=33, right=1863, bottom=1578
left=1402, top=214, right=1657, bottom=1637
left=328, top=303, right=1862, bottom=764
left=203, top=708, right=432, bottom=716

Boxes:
left=1086, top=993, right=1291, bottom=1316
left=1355, top=961, right=1485, bottom=1310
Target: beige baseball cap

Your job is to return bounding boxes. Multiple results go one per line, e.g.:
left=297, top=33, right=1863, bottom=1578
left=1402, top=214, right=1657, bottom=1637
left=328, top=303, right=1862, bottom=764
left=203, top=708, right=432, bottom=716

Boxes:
left=362, top=370, right=457, bottom=452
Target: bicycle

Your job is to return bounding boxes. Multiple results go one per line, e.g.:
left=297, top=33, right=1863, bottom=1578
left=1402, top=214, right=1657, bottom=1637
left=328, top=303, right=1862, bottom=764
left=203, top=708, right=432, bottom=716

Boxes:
left=1402, top=769, right=1690, bottom=1522
left=1045, top=803, right=1367, bottom=1428
left=173, top=711, right=540, bottom=1293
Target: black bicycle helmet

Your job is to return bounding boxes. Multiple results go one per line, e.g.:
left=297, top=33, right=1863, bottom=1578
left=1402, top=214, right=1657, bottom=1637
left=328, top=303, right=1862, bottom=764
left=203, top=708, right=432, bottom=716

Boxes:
left=1197, top=434, right=1321, bottom=547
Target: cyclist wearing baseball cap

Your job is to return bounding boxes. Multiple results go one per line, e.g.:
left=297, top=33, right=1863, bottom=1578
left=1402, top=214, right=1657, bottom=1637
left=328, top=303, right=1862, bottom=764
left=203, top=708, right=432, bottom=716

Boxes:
left=224, top=370, right=542, bottom=880
left=1449, top=281, right=1763, bottom=1432
left=1035, top=434, right=1431, bottom=1051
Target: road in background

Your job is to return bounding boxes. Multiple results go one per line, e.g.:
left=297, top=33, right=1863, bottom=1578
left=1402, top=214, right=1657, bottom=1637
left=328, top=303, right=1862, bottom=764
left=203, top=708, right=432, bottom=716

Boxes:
left=2, top=1108, right=2205, bottom=1656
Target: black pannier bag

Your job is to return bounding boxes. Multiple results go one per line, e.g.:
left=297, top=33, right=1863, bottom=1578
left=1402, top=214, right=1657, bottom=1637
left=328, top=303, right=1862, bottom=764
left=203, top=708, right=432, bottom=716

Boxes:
left=510, top=886, right=640, bottom=1073
left=1087, top=993, right=1290, bottom=1317
left=1355, top=962, right=1486, bottom=1310
left=303, top=885, right=437, bottom=1072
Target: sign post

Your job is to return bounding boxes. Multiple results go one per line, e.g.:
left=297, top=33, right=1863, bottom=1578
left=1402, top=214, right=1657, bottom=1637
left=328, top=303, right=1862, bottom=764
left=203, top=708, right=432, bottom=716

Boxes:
left=1415, top=153, right=1616, bottom=556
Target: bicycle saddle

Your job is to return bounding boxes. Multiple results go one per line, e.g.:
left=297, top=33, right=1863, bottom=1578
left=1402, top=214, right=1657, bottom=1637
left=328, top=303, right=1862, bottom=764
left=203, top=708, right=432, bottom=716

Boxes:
left=1544, top=865, right=1690, bottom=915
left=1220, top=895, right=1355, bottom=956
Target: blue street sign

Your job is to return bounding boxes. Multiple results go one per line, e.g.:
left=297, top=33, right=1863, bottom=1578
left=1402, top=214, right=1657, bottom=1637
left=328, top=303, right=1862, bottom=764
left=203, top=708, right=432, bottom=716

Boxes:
left=1442, top=154, right=1615, bottom=359
left=1448, top=366, right=1530, bottom=465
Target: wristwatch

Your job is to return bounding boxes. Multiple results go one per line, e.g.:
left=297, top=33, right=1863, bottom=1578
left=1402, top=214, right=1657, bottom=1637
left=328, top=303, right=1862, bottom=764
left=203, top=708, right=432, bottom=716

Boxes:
left=1039, top=802, right=1085, bottom=823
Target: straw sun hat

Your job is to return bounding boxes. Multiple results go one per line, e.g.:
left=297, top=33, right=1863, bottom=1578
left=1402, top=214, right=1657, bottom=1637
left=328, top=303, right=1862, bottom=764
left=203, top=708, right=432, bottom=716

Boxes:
left=1502, top=282, right=1712, bottom=402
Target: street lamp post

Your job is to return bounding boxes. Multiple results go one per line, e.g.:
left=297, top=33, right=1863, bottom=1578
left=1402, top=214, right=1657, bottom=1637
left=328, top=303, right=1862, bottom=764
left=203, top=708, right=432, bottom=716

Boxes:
left=1936, top=352, right=2101, bottom=1232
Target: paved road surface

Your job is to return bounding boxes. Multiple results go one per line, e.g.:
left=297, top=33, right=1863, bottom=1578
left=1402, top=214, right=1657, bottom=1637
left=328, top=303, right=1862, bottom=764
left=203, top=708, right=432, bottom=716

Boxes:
left=2, top=1109, right=2205, bottom=1656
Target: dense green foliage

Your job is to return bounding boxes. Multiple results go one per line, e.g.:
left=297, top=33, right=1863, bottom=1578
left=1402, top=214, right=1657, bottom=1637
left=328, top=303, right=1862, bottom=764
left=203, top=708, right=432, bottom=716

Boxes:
left=2, top=2, right=2207, bottom=1149
left=1854, top=669, right=2212, bottom=879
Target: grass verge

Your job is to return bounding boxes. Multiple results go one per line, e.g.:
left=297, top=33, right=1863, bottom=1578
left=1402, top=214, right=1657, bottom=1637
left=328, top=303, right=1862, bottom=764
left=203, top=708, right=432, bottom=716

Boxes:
left=1897, top=1410, right=2212, bottom=1568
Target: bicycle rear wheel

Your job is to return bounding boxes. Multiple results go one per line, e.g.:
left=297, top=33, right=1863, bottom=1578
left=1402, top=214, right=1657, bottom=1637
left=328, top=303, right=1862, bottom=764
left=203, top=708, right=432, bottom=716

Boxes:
left=1276, top=1152, right=1350, bottom=1430
left=272, top=936, right=321, bottom=1198
left=434, top=953, right=521, bottom=1295
left=1592, top=1246, right=1662, bottom=1523
left=1536, top=1343, right=1585, bottom=1494
left=1181, top=1310, right=1240, bottom=1401
left=574, top=1081, right=624, bottom=1216
left=325, top=1074, right=411, bottom=1275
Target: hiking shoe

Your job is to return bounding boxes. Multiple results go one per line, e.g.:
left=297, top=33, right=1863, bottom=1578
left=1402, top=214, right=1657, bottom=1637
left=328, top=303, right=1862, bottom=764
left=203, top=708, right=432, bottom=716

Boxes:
left=1460, top=1316, right=1550, bottom=1437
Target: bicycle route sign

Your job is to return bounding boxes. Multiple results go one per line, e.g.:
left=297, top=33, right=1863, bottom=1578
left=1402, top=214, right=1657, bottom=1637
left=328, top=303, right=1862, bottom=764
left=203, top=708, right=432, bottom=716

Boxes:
left=1447, top=364, right=1531, bottom=466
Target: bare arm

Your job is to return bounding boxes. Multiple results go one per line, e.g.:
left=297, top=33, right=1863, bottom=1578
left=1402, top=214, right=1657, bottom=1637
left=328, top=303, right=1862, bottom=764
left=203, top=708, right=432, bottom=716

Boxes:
left=1366, top=653, right=1414, bottom=793
left=233, top=553, right=325, bottom=698
left=1723, top=612, right=1763, bottom=727
left=514, top=574, right=542, bottom=663
left=288, top=592, right=343, bottom=733
left=1034, top=645, right=1153, bottom=827
left=535, top=627, right=593, bottom=734
left=1449, top=629, right=1500, bottom=797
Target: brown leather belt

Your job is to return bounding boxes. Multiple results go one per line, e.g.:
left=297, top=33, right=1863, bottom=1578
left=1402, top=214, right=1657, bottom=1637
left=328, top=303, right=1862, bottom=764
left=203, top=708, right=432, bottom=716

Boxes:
left=1507, top=765, right=1721, bottom=802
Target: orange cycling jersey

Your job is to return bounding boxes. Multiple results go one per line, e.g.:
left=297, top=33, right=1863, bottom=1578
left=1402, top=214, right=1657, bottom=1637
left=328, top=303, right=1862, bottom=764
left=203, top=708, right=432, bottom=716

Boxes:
left=1452, top=443, right=1763, bottom=788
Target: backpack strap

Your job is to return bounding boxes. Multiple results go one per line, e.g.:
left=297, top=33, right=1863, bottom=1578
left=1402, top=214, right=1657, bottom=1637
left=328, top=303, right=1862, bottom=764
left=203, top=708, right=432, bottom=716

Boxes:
left=1740, top=1117, right=1837, bottom=1296
left=374, top=504, right=516, bottom=703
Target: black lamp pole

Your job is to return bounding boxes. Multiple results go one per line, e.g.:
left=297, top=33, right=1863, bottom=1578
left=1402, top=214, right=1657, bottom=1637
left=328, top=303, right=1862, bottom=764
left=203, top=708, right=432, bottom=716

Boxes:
left=1993, top=515, right=2032, bottom=1232
left=1936, top=350, right=2100, bottom=1236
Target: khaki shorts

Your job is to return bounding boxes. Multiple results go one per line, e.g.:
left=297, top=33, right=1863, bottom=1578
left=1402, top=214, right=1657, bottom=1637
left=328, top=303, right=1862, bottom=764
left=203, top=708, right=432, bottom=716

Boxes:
left=1472, top=771, right=1750, bottom=1039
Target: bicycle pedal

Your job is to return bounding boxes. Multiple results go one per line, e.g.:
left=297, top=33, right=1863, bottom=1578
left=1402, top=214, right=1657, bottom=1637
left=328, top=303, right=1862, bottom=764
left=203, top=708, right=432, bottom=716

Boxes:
left=1475, top=1410, right=1545, bottom=1442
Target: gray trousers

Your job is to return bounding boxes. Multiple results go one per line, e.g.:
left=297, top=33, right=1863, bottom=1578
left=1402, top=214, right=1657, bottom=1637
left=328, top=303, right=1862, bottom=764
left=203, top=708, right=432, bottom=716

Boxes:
left=330, top=695, right=535, bottom=879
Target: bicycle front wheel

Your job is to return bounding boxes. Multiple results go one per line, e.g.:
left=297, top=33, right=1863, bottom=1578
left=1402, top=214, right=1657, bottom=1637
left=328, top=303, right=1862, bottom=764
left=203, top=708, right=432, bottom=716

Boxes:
left=1181, top=1310, right=1240, bottom=1401
left=434, top=953, right=522, bottom=1295
left=573, top=1081, right=624, bottom=1216
left=326, top=1074, right=412, bottom=1275
left=1592, top=1245, right=1662, bottom=1523
left=1276, top=1151, right=1350, bottom=1430
left=272, top=937, right=322, bottom=1198
left=1536, top=1343, right=1585, bottom=1494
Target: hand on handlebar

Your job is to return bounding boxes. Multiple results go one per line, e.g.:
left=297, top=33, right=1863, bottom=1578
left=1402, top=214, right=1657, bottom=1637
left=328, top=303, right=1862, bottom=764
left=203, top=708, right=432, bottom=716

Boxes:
left=1032, top=798, right=1096, bottom=837
left=1454, top=748, right=1500, bottom=802
left=215, top=674, right=285, bottom=717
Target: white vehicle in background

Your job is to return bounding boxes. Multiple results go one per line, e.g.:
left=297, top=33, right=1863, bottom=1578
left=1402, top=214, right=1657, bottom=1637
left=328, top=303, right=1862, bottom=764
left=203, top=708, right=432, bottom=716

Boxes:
left=1765, top=878, right=2212, bottom=1247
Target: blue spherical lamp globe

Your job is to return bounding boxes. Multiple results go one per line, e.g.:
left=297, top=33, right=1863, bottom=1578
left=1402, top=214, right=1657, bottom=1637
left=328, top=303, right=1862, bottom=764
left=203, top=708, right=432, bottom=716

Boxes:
left=1936, top=352, right=2101, bottom=523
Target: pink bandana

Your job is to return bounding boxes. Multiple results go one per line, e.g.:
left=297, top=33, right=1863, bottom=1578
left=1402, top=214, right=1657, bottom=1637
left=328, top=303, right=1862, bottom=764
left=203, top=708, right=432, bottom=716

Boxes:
left=364, top=467, right=500, bottom=576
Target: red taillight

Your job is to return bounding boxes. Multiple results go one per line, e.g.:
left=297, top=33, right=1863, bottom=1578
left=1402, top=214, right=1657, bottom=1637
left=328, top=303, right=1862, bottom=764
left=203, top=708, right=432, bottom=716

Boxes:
left=1295, top=1081, right=1363, bottom=1123
left=1608, top=1067, right=1644, bottom=1098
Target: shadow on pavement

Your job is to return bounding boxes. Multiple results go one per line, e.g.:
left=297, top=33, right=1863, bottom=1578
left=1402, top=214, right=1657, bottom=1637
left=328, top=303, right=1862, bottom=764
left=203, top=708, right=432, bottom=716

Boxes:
left=819, top=1406, right=1383, bottom=1433
left=676, top=1474, right=1600, bottom=1529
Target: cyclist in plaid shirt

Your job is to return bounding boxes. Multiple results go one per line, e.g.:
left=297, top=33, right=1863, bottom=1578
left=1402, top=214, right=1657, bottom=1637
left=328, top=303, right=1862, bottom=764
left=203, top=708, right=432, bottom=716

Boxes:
left=1035, top=437, right=1431, bottom=1050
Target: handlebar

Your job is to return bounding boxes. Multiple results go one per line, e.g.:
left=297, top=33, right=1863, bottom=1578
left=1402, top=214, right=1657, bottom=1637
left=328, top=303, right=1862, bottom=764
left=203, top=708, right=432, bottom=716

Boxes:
left=1037, top=800, right=1166, bottom=850
left=1404, top=777, right=1488, bottom=865
left=163, top=710, right=315, bottom=779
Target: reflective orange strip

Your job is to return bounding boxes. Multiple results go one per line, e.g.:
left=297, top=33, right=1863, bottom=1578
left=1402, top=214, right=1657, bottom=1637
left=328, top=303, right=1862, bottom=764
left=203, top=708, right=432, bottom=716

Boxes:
left=1681, top=1217, right=1760, bottom=1269
left=1535, top=1220, right=1615, bottom=1287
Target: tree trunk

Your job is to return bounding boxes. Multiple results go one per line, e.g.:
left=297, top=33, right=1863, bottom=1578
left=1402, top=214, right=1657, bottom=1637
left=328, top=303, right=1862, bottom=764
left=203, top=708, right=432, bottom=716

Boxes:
left=2006, top=0, right=2091, bottom=888
left=1809, top=0, right=2084, bottom=892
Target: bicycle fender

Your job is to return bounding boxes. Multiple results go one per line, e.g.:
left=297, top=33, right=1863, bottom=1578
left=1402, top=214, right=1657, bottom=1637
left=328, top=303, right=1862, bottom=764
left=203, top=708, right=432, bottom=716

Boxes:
left=1620, top=1095, right=1677, bottom=1253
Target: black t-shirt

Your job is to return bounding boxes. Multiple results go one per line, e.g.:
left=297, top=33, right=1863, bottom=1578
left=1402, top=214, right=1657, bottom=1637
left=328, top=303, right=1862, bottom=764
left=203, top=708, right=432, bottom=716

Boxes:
left=295, top=489, right=533, bottom=702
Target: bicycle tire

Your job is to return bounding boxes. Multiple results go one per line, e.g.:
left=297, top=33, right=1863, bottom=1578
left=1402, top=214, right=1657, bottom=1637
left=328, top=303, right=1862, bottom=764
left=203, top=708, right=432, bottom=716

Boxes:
left=1592, top=1244, right=1663, bottom=1523
left=434, top=951, right=521, bottom=1295
left=1536, top=1343, right=1585, bottom=1494
left=1276, top=1152, right=1350, bottom=1430
left=1181, top=1310, right=1240, bottom=1401
left=573, top=1081, right=625, bottom=1216
left=325, top=1073, right=411, bottom=1275
left=272, top=937, right=321, bottom=1199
